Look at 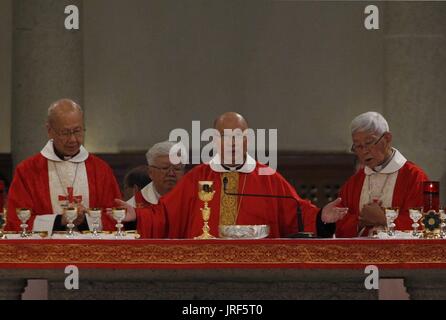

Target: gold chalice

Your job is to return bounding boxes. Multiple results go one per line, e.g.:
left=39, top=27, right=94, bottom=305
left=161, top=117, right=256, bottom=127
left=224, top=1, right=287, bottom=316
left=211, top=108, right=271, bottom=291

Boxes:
left=194, top=181, right=216, bottom=239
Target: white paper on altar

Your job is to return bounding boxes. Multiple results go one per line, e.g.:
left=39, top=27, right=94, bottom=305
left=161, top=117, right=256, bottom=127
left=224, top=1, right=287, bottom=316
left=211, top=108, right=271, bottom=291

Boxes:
left=33, top=214, right=58, bottom=235
left=50, top=232, right=138, bottom=240
left=4, top=233, right=47, bottom=240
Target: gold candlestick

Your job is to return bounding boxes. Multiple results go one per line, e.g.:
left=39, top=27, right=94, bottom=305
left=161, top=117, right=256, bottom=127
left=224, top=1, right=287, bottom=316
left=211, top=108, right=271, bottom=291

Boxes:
left=194, top=181, right=216, bottom=239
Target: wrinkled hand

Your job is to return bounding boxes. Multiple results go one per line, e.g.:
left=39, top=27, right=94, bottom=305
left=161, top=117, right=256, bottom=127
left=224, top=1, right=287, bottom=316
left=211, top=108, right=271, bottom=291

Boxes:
left=113, top=199, right=137, bottom=222
left=61, top=201, right=87, bottom=226
left=321, top=198, right=349, bottom=223
left=359, top=202, right=386, bottom=228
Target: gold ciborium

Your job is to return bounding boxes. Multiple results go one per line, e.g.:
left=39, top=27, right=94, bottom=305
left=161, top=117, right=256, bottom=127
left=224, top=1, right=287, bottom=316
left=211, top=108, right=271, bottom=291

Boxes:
left=194, top=181, right=216, bottom=239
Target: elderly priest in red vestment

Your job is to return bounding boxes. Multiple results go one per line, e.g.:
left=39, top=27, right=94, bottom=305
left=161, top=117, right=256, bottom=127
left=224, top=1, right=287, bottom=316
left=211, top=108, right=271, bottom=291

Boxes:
left=319, top=111, right=429, bottom=237
left=117, top=112, right=347, bottom=238
left=126, top=141, right=185, bottom=208
left=5, top=99, right=121, bottom=233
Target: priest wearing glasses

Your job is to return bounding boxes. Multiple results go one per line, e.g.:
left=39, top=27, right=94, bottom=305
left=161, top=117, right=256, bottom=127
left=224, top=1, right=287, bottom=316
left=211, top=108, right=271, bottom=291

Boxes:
left=319, top=111, right=429, bottom=237
left=116, top=112, right=347, bottom=238
left=5, top=99, right=121, bottom=233
left=126, top=141, right=185, bottom=208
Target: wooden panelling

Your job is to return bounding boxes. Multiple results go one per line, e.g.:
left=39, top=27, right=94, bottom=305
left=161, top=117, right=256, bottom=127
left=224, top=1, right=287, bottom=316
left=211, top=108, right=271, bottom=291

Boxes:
left=95, top=151, right=356, bottom=207
left=0, top=151, right=355, bottom=206
left=0, top=153, right=12, bottom=188
left=3, top=151, right=356, bottom=207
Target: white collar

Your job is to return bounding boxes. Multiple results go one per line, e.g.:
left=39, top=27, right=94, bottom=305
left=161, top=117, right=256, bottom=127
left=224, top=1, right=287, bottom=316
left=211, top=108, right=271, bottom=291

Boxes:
left=40, top=140, right=89, bottom=163
left=209, top=153, right=257, bottom=173
left=364, top=148, right=407, bottom=175
left=140, top=182, right=161, bottom=204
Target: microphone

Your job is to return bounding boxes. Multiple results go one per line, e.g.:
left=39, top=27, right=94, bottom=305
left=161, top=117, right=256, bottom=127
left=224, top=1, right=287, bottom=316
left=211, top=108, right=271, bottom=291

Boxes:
left=222, top=177, right=315, bottom=238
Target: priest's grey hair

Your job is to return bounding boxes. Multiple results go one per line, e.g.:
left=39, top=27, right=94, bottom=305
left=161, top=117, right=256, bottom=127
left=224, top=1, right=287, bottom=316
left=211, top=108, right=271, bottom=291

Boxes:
left=350, top=111, right=389, bottom=135
left=146, top=141, right=184, bottom=166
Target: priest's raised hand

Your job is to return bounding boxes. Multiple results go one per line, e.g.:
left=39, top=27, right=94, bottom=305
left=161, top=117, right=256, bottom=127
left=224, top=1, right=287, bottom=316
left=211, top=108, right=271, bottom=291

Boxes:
left=321, top=198, right=349, bottom=223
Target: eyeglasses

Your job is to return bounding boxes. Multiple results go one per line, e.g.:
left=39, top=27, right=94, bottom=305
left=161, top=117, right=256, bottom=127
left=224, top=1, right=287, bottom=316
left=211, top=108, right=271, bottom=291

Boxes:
left=350, top=133, right=386, bottom=153
left=149, top=164, right=185, bottom=173
left=53, top=127, right=86, bottom=139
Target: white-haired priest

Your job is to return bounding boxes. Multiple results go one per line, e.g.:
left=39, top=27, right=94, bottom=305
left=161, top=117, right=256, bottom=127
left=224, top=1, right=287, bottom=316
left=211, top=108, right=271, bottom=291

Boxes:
left=126, top=141, right=185, bottom=208
left=319, top=111, right=429, bottom=237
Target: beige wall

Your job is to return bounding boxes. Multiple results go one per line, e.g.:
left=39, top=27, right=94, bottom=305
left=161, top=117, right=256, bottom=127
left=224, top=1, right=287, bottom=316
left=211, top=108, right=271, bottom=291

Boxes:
left=4, top=1, right=445, bottom=199
left=382, top=2, right=446, bottom=197
left=83, top=1, right=383, bottom=154
left=0, top=0, right=12, bottom=153
left=81, top=0, right=445, bottom=197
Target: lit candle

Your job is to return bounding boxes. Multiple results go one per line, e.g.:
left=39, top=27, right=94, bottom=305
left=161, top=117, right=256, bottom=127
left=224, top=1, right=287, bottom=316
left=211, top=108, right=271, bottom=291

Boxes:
left=423, top=181, right=440, bottom=211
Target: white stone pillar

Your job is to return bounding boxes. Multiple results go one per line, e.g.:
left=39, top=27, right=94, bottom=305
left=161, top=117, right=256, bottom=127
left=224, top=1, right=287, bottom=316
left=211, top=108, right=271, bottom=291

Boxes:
left=383, top=2, right=446, bottom=201
left=12, top=0, right=83, bottom=165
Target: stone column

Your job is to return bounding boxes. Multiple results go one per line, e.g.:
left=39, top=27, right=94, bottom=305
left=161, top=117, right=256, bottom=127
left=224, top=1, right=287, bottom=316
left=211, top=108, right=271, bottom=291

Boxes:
left=383, top=2, right=446, bottom=201
left=12, top=0, right=83, bottom=166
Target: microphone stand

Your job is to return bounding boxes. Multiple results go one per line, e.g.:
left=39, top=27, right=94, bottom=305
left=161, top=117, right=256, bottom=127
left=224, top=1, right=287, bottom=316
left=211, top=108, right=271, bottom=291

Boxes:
left=222, top=177, right=315, bottom=238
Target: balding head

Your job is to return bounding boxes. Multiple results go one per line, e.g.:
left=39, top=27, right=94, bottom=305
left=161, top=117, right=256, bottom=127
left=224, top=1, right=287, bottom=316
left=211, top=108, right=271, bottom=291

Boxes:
left=213, top=112, right=248, bottom=133
left=47, top=99, right=83, bottom=127
left=213, top=112, right=249, bottom=167
left=46, top=99, right=85, bottom=158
